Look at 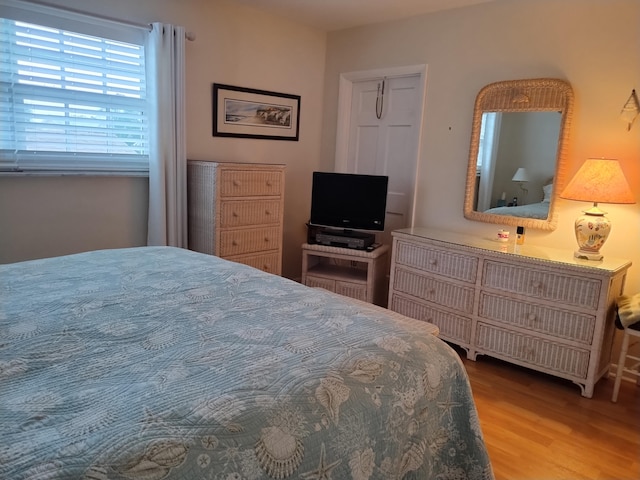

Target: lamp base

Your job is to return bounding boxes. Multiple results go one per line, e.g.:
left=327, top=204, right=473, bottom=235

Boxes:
left=573, top=249, right=604, bottom=261
left=572, top=205, right=610, bottom=262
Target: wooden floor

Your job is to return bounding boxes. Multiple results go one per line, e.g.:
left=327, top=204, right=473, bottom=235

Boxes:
left=456, top=349, right=640, bottom=480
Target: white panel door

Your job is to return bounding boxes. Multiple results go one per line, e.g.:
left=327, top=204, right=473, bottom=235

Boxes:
left=345, top=74, right=422, bottom=246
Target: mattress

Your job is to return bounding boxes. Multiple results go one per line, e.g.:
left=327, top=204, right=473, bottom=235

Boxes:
left=0, top=246, right=493, bottom=479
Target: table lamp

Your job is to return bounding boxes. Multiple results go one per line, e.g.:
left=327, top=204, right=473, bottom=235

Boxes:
left=512, top=167, right=530, bottom=200
left=560, top=158, right=635, bottom=260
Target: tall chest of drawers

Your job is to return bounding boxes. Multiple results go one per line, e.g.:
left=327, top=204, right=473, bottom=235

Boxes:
left=388, top=227, right=631, bottom=397
left=187, top=161, right=285, bottom=275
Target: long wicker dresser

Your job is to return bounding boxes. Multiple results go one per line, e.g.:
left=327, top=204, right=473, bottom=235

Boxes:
left=388, top=227, right=632, bottom=397
left=187, top=161, right=285, bottom=275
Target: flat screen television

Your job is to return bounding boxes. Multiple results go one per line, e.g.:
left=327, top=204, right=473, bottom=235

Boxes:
left=309, top=171, right=389, bottom=232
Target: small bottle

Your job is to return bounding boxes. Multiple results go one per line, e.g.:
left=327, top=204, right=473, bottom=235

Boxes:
left=517, top=226, right=525, bottom=245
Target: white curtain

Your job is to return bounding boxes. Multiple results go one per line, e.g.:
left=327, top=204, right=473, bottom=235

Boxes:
left=146, top=23, right=187, bottom=247
left=477, top=112, right=501, bottom=211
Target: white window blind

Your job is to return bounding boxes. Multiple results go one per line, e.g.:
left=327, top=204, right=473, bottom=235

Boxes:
left=0, top=4, right=149, bottom=173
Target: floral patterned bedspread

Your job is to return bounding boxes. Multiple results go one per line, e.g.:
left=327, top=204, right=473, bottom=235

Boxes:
left=0, top=247, right=493, bottom=480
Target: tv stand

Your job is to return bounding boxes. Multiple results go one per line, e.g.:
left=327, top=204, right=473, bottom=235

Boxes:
left=311, top=227, right=375, bottom=250
left=301, top=243, right=389, bottom=306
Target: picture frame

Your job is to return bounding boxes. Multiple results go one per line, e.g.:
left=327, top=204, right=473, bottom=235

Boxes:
left=212, top=83, right=300, bottom=141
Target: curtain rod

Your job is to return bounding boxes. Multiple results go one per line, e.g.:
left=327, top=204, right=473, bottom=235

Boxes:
left=22, top=0, right=196, bottom=40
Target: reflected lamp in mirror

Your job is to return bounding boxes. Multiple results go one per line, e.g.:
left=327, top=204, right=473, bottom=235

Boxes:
left=560, top=158, right=635, bottom=261
left=511, top=167, right=530, bottom=201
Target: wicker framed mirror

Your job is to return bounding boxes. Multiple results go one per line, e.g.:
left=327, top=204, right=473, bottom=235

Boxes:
left=463, top=78, right=574, bottom=231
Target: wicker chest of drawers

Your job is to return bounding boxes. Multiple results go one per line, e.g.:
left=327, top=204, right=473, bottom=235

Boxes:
left=187, top=161, right=285, bottom=275
left=388, top=227, right=631, bottom=397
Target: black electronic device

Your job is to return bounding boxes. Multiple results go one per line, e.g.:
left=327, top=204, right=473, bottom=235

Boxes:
left=315, top=229, right=375, bottom=249
left=365, top=242, right=382, bottom=252
left=309, top=171, right=388, bottom=233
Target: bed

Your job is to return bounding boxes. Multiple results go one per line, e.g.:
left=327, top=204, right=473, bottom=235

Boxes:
left=484, top=201, right=549, bottom=219
left=0, top=246, right=493, bottom=480
left=484, top=183, right=552, bottom=219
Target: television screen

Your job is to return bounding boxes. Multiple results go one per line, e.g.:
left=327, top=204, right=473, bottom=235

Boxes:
left=309, top=172, right=389, bottom=231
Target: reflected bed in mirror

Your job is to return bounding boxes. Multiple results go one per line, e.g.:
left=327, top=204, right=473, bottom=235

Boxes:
left=464, top=78, right=574, bottom=231
left=484, top=175, right=554, bottom=219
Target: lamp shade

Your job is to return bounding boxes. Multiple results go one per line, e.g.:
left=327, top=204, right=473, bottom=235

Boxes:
left=511, top=167, right=530, bottom=182
left=560, top=158, right=635, bottom=204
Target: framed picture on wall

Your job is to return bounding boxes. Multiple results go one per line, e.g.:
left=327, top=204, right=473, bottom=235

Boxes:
left=212, top=83, right=300, bottom=141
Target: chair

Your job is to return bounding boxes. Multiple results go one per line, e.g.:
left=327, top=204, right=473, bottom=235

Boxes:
left=612, top=294, right=640, bottom=403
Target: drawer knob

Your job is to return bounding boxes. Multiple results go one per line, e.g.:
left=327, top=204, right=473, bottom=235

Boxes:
left=232, top=240, right=239, bottom=246
left=233, top=180, right=241, bottom=187
left=232, top=211, right=238, bottom=217
left=265, top=210, right=271, bottom=215
left=427, top=288, right=436, bottom=296
left=264, top=237, right=270, bottom=242
left=527, top=313, right=537, bottom=322
left=266, top=180, right=272, bottom=187
left=429, top=259, right=437, bottom=266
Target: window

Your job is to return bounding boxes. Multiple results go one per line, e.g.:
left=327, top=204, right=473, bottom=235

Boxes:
left=0, top=1, right=149, bottom=173
left=476, top=112, right=498, bottom=170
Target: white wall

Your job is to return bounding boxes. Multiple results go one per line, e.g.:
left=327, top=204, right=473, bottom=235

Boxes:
left=2, top=0, right=638, bottom=293
left=0, top=0, right=327, bottom=278
left=0, top=176, right=148, bottom=259
left=321, top=0, right=640, bottom=293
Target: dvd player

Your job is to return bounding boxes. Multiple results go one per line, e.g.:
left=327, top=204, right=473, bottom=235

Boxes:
left=315, top=230, right=375, bottom=250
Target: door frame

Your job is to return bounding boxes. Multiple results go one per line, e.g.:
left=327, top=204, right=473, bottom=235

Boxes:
left=334, top=64, right=428, bottom=229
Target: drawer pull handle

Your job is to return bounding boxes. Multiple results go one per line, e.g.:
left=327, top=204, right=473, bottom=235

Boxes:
left=532, top=281, right=542, bottom=289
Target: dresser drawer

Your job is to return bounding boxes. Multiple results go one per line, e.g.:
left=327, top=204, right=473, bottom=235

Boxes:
left=334, top=281, right=368, bottom=301
left=305, top=275, right=336, bottom=291
left=304, top=276, right=368, bottom=301
left=219, top=200, right=281, bottom=227
left=482, top=261, right=601, bottom=309
left=229, top=252, right=281, bottom=274
left=219, top=170, right=283, bottom=197
left=390, top=294, right=471, bottom=343
left=475, top=322, right=590, bottom=379
left=392, top=267, right=475, bottom=313
left=219, top=227, right=281, bottom=256
left=394, top=240, right=478, bottom=283
left=478, top=292, right=596, bottom=344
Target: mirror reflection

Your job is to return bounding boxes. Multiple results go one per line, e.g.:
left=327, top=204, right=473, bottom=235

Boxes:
left=464, top=78, right=574, bottom=231
left=474, top=111, right=561, bottom=219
